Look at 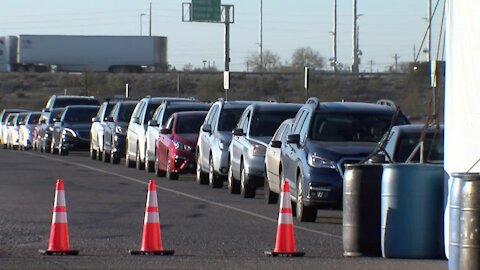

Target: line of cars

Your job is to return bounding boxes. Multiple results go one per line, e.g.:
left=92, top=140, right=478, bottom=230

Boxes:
left=0, top=94, right=444, bottom=223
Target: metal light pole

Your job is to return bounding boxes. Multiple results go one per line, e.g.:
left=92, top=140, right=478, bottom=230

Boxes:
left=224, top=5, right=232, bottom=72
left=149, top=2, right=152, bottom=36
left=427, top=0, right=431, bottom=62
left=259, top=0, right=263, bottom=70
left=332, top=0, right=337, bottom=72
left=140, top=13, right=146, bottom=36
left=352, top=0, right=359, bottom=73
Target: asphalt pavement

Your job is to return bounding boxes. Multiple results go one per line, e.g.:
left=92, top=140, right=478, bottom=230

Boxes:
left=0, top=149, right=448, bottom=269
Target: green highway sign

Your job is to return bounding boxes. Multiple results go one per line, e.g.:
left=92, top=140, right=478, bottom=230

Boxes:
left=192, top=0, right=221, bottom=22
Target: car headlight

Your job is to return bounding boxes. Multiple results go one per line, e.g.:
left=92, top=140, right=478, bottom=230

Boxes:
left=62, top=128, right=77, bottom=138
left=307, top=153, right=336, bottom=169
left=174, top=141, right=192, bottom=151
left=115, top=126, right=127, bottom=135
left=250, top=144, right=266, bottom=156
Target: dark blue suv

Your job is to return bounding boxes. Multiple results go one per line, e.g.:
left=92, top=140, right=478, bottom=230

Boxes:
left=282, top=98, right=409, bottom=222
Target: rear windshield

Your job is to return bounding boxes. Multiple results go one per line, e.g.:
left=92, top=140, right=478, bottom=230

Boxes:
left=311, top=113, right=407, bottom=142
left=394, top=132, right=444, bottom=162
left=53, top=98, right=99, bottom=108
left=218, top=108, right=246, bottom=132
left=250, top=110, right=299, bottom=137
left=63, top=108, right=98, bottom=124
left=116, top=103, right=136, bottom=122
left=175, top=115, right=206, bottom=134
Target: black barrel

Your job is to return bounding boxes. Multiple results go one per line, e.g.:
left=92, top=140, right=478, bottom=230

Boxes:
left=381, top=164, right=444, bottom=258
left=449, top=173, right=480, bottom=270
left=343, top=164, right=383, bottom=257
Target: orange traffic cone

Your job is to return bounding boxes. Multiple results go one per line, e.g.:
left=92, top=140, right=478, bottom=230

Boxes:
left=130, top=180, right=174, bottom=255
left=265, top=179, right=305, bottom=257
left=39, top=179, right=79, bottom=255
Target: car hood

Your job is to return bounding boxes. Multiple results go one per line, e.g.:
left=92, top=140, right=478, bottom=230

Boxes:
left=308, top=141, right=377, bottom=160
left=173, top=133, right=199, bottom=147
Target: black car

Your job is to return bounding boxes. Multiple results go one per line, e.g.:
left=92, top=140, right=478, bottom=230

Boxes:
left=282, top=98, right=409, bottom=222
left=51, top=105, right=100, bottom=155
left=103, top=100, right=138, bottom=164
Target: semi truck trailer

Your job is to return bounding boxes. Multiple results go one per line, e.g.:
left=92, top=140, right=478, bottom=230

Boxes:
left=0, top=35, right=167, bottom=72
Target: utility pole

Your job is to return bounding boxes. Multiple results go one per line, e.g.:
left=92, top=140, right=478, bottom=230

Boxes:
left=393, top=54, right=400, bottom=71
left=332, top=0, right=337, bottom=72
left=352, top=0, right=359, bottom=73
left=149, top=2, right=152, bottom=36
left=224, top=5, right=232, bottom=72
left=426, top=0, right=431, bottom=62
left=259, top=0, right=263, bottom=70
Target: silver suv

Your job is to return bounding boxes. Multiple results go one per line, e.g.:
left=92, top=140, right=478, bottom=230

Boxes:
left=90, top=100, right=118, bottom=160
left=125, top=96, right=191, bottom=169
left=196, top=99, right=254, bottom=188
left=228, top=103, right=301, bottom=198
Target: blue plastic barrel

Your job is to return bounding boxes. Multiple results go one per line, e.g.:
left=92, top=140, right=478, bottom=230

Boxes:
left=381, top=163, right=445, bottom=258
left=449, top=173, right=480, bottom=270
left=343, top=164, right=383, bottom=257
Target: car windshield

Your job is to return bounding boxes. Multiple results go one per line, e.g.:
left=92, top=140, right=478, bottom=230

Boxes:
left=48, top=109, right=65, bottom=124
left=250, top=110, right=298, bottom=137
left=310, top=113, right=402, bottom=142
left=116, top=104, right=136, bottom=122
left=17, top=114, right=28, bottom=124
left=218, top=108, right=246, bottom=132
left=164, top=108, right=207, bottom=126
left=53, top=98, right=99, bottom=108
left=175, top=115, right=206, bottom=134
left=63, top=108, right=98, bottom=124
left=394, top=132, right=444, bottom=162
left=28, top=114, right=41, bottom=124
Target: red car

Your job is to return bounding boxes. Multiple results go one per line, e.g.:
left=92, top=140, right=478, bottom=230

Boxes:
left=155, top=111, right=208, bottom=180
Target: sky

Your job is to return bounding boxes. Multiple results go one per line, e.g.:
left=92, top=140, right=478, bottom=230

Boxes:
left=1, top=0, right=445, bottom=72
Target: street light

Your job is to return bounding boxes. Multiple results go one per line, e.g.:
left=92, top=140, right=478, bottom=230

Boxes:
left=140, top=13, right=146, bottom=36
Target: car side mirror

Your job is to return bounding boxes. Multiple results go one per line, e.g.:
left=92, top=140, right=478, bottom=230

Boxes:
left=270, top=140, right=282, bottom=148
left=105, top=116, right=114, bottom=122
left=202, top=124, right=212, bottom=133
left=160, top=128, right=171, bottom=134
left=287, top=134, right=300, bottom=144
left=92, top=117, right=100, bottom=123
left=148, top=120, right=159, bottom=127
left=232, top=128, right=244, bottom=136
left=42, top=108, right=50, bottom=113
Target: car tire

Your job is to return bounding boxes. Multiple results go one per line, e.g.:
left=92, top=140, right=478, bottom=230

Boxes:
left=90, top=143, right=96, bottom=160
left=145, top=150, right=154, bottom=173
left=102, top=150, right=110, bottom=163
left=125, top=152, right=135, bottom=168
left=296, top=173, right=317, bottom=222
left=155, top=153, right=166, bottom=177
left=228, top=160, right=240, bottom=194
left=209, top=155, right=222, bottom=188
left=136, top=144, right=144, bottom=170
left=51, top=140, right=57, bottom=154
left=166, top=153, right=178, bottom=180
left=240, top=162, right=256, bottom=198
left=264, top=173, right=278, bottom=204
left=196, top=153, right=208, bottom=185
left=111, top=151, right=120, bottom=164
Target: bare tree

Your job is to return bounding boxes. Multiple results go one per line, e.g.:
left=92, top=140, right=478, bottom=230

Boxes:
left=245, top=50, right=281, bottom=72
left=290, top=47, right=325, bottom=71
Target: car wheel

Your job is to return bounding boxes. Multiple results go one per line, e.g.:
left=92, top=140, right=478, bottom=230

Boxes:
left=136, top=144, right=144, bottom=170
left=102, top=150, right=110, bottom=163
left=155, top=153, right=166, bottom=177
left=125, top=151, right=135, bottom=168
left=227, top=160, right=240, bottom=194
left=166, top=153, right=178, bottom=180
left=209, top=155, right=222, bottom=188
left=296, top=173, right=317, bottom=222
left=110, top=150, right=120, bottom=164
left=90, top=143, right=96, bottom=160
left=196, top=153, right=208, bottom=185
left=145, top=150, right=154, bottom=173
left=264, top=172, right=278, bottom=204
left=240, top=162, right=256, bottom=198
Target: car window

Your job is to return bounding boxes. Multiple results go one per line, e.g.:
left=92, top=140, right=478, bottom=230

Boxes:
left=152, top=105, right=164, bottom=122
left=145, top=104, right=159, bottom=123
left=218, top=108, right=245, bottom=132
left=394, top=132, right=444, bottom=162
left=272, top=123, right=287, bottom=141
left=205, top=105, right=218, bottom=125
left=175, top=115, right=205, bottom=134
left=299, top=111, right=311, bottom=143
left=310, top=112, right=394, bottom=142
left=165, top=116, right=174, bottom=130
left=250, top=110, right=298, bottom=137
left=292, top=110, right=307, bottom=134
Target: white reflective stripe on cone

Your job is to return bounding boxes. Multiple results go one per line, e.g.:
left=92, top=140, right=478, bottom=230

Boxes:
left=54, top=191, right=66, bottom=207
left=144, top=212, right=160, bottom=223
left=280, top=192, right=291, bottom=209
left=52, top=212, right=68, bottom=224
left=146, top=191, right=158, bottom=208
left=278, top=212, right=293, bottom=225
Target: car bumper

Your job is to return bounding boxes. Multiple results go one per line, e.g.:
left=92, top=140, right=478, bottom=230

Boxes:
left=243, top=155, right=266, bottom=188
left=302, top=167, right=343, bottom=207
left=169, top=150, right=196, bottom=174
left=62, top=136, right=90, bottom=151
left=213, top=148, right=229, bottom=176
left=112, top=134, right=126, bottom=157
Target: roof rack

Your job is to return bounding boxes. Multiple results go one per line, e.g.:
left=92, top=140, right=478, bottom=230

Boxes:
left=376, top=99, right=397, bottom=109
left=306, top=97, right=321, bottom=109
left=265, top=98, right=277, bottom=103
